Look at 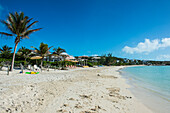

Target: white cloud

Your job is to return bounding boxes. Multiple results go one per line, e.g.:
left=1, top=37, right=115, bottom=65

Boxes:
left=160, top=38, right=170, bottom=47
left=91, top=54, right=98, bottom=56
left=122, top=38, right=170, bottom=54
left=156, top=55, right=170, bottom=61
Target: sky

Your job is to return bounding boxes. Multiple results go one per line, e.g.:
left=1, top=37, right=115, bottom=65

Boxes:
left=1, top=0, right=170, bottom=61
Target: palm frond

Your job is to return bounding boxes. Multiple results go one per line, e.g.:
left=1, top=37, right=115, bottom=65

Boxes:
left=26, top=18, right=33, bottom=24
left=0, top=20, right=15, bottom=34
left=20, top=16, right=29, bottom=33
left=9, top=47, right=12, bottom=50
left=0, top=12, right=42, bottom=42
left=15, top=12, right=19, bottom=23
left=48, top=46, right=53, bottom=50
left=31, top=46, right=39, bottom=52
left=19, top=12, right=24, bottom=20
left=53, top=48, right=57, bottom=51
left=23, top=36, right=29, bottom=39
left=21, top=28, right=42, bottom=38
left=0, top=32, right=13, bottom=36
left=9, top=13, right=17, bottom=24
left=8, top=15, right=17, bottom=33
left=0, top=45, right=12, bottom=52
left=26, top=21, right=38, bottom=30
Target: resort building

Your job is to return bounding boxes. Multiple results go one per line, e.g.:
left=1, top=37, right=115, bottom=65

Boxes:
left=77, top=56, right=89, bottom=66
left=91, top=56, right=101, bottom=63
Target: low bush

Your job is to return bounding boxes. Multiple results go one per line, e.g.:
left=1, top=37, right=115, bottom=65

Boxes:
left=87, top=62, right=93, bottom=67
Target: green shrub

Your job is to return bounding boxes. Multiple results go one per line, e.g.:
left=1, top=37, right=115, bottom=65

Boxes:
left=87, top=62, right=93, bottom=67
left=0, top=58, right=11, bottom=63
left=14, top=61, right=25, bottom=67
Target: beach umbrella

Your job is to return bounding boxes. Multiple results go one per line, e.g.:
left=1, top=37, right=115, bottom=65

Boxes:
left=30, top=56, right=42, bottom=65
left=30, top=56, right=42, bottom=60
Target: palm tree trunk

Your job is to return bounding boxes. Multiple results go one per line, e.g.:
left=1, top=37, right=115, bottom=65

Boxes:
left=10, top=42, right=19, bottom=71
left=40, top=58, right=43, bottom=71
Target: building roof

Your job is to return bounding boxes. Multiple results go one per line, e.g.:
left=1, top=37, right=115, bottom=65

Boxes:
left=66, top=55, right=75, bottom=60
left=60, top=52, right=69, bottom=56
left=92, top=57, right=101, bottom=59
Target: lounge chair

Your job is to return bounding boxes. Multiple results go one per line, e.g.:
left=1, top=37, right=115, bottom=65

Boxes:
left=40, top=66, right=47, bottom=71
left=28, top=65, right=32, bottom=70
left=34, top=65, right=40, bottom=71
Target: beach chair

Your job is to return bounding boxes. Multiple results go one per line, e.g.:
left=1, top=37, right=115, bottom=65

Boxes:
left=40, top=66, right=47, bottom=71
left=28, top=65, right=31, bottom=70
left=31, top=66, right=34, bottom=71
left=20, top=63, right=24, bottom=73
left=34, top=65, right=40, bottom=71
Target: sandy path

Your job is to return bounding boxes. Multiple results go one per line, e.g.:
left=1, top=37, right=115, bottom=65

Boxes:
left=0, top=66, right=153, bottom=113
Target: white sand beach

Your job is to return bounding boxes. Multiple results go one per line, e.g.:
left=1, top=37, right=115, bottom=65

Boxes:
left=0, top=66, right=153, bottom=113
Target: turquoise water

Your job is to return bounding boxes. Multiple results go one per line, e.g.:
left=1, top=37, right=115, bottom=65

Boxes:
left=121, top=66, right=170, bottom=113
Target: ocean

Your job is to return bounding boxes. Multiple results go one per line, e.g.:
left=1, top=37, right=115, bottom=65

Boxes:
left=121, top=66, right=170, bottom=113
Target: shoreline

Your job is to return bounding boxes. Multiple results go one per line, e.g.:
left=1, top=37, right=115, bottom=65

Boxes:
left=120, top=66, right=170, bottom=113
left=0, top=66, right=153, bottom=113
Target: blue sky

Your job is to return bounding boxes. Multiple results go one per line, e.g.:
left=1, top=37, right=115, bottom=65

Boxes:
left=1, top=0, right=170, bottom=60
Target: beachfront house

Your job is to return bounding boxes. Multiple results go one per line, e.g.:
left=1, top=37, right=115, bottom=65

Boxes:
left=116, top=60, right=120, bottom=63
left=123, top=58, right=130, bottom=63
left=65, top=55, right=76, bottom=61
left=38, top=51, right=74, bottom=62
left=77, top=56, right=89, bottom=66
left=91, top=56, right=101, bottom=63
left=44, top=55, right=63, bottom=62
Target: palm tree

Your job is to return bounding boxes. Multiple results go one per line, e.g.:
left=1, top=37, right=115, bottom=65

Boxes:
left=31, top=42, right=52, bottom=69
left=53, top=47, right=66, bottom=56
left=53, top=47, right=66, bottom=68
left=17, top=46, right=31, bottom=63
left=0, top=12, right=42, bottom=71
left=0, top=45, right=12, bottom=53
left=0, top=45, right=12, bottom=58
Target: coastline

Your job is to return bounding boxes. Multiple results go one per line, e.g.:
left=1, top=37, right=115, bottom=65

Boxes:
left=0, top=66, right=153, bottom=113
left=120, top=66, right=170, bottom=113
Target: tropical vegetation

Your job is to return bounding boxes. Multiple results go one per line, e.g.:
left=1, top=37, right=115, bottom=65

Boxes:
left=0, top=45, right=12, bottom=58
left=0, top=12, right=169, bottom=72
left=53, top=47, right=66, bottom=56
left=31, top=42, right=52, bottom=69
left=17, top=47, right=32, bottom=65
